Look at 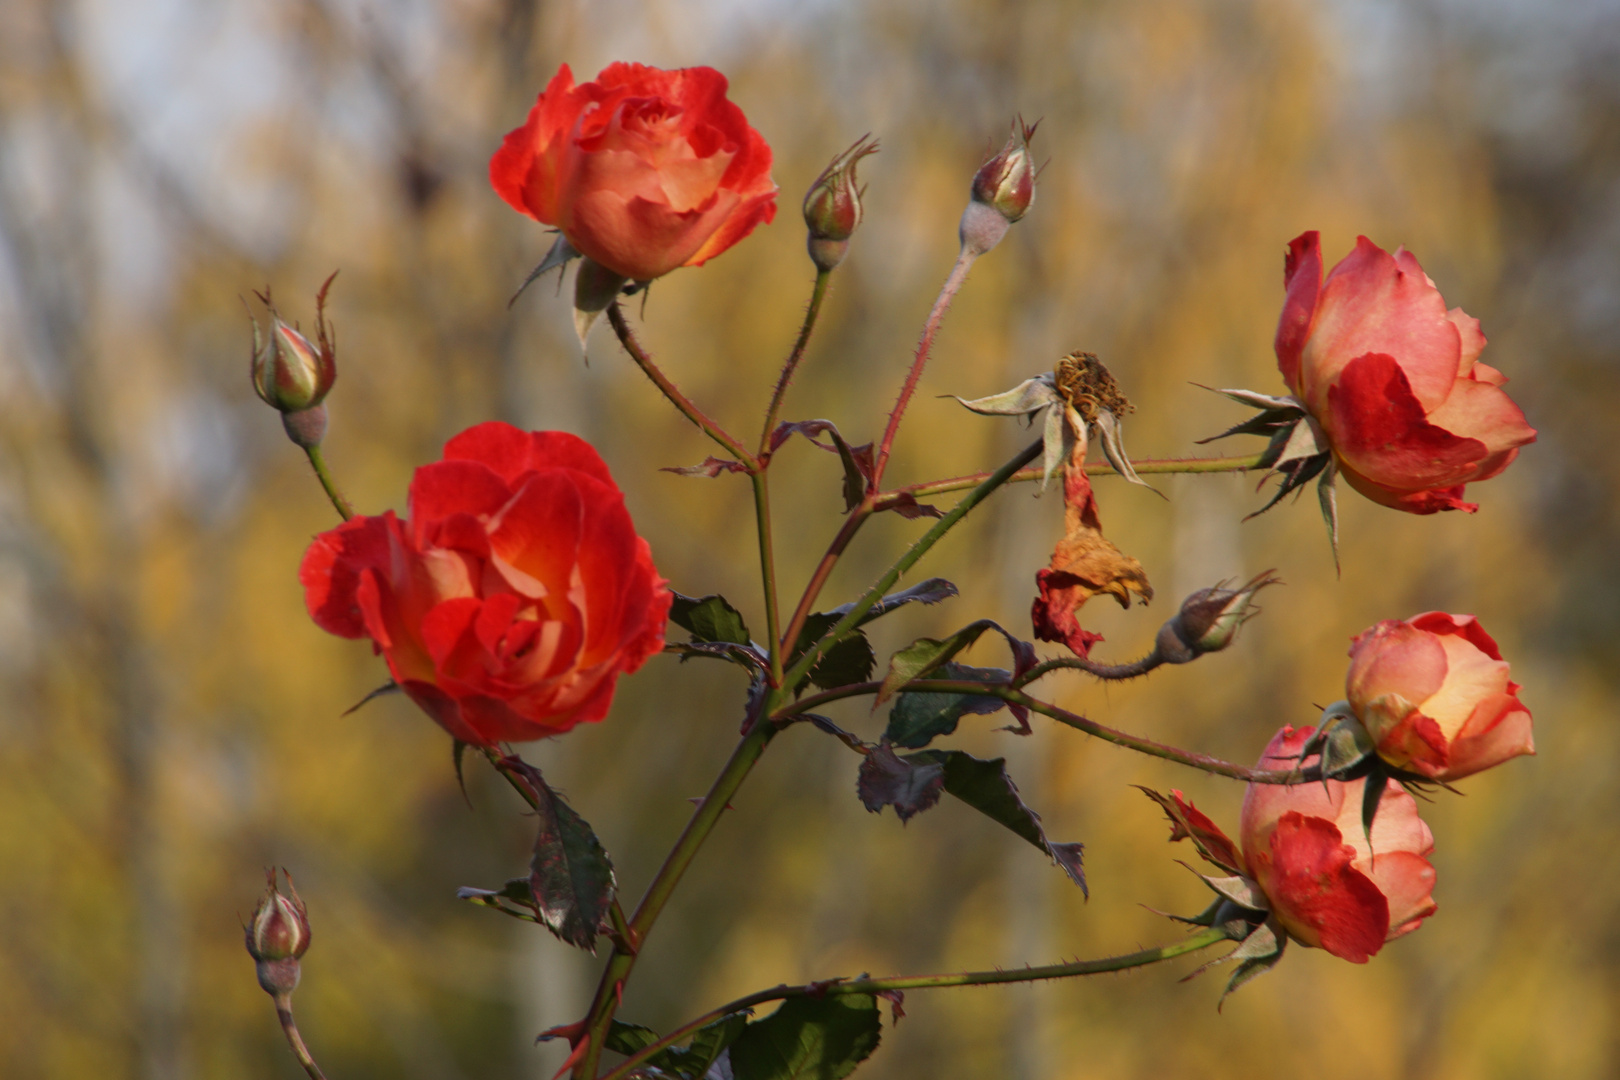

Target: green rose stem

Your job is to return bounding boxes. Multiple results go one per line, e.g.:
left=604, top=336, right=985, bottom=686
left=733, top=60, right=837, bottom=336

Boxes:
left=597, top=927, right=1231, bottom=1080
left=871, top=248, right=978, bottom=488
left=273, top=995, right=327, bottom=1080
left=883, top=451, right=1266, bottom=508
left=759, top=267, right=833, bottom=454
left=572, top=441, right=1043, bottom=1078
left=774, top=679, right=1316, bottom=785
left=606, top=302, right=759, bottom=469
left=303, top=444, right=354, bottom=520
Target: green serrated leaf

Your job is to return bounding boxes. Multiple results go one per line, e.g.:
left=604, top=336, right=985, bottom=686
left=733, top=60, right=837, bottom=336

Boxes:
left=875, top=620, right=1003, bottom=705
left=503, top=760, right=617, bottom=951
left=729, top=994, right=882, bottom=1080
left=652, top=1012, right=751, bottom=1078
left=883, top=663, right=1008, bottom=749
left=605, top=1020, right=662, bottom=1056
left=905, top=750, right=1087, bottom=894
left=670, top=592, right=753, bottom=646
left=809, top=630, right=875, bottom=692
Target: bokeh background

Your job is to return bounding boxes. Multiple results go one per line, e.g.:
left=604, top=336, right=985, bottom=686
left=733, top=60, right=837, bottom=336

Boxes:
left=3, top=0, right=1617, bottom=1077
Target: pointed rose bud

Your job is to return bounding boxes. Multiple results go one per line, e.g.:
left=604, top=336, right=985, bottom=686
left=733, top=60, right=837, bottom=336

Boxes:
left=250, top=275, right=339, bottom=448
left=246, top=868, right=310, bottom=997
left=1156, top=570, right=1282, bottom=663
left=959, top=118, right=1038, bottom=256
left=803, top=135, right=877, bottom=271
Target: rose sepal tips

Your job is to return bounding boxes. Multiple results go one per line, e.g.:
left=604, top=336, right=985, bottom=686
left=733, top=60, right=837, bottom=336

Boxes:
left=803, top=135, right=877, bottom=272
left=250, top=274, right=339, bottom=449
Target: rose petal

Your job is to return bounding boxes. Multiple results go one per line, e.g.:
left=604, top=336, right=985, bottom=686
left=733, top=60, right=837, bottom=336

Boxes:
left=1258, top=812, right=1390, bottom=962
left=1326, top=352, right=1492, bottom=491
left=1274, top=231, right=1322, bottom=398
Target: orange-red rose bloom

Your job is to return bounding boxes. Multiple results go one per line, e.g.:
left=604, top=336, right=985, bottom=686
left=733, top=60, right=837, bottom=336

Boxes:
left=1241, top=726, right=1438, bottom=963
left=1275, top=231, right=1536, bottom=513
left=1347, top=612, right=1534, bottom=781
left=491, top=62, right=777, bottom=282
left=300, top=422, right=670, bottom=746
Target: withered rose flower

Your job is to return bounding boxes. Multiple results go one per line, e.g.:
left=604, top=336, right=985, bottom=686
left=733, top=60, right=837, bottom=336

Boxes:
left=491, top=62, right=777, bottom=282
left=301, top=422, right=671, bottom=746
left=1240, top=725, right=1438, bottom=962
left=1275, top=231, right=1536, bottom=513
left=1347, top=612, right=1534, bottom=781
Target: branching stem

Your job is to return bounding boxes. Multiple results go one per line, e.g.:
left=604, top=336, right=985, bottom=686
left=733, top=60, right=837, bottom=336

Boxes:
left=596, top=927, right=1230, bottom=1080
left=760, top=268, right=832, bottom=454
left=607, top=303, right=758, bottom=468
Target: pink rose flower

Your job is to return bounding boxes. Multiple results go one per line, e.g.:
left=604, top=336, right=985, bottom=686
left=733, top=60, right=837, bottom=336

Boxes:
left=1240, top=725, right=1438, bottom=962
left=1347, top=612, right=1535, bottom=780
left=491, top=62, right=777, bottom=282
left=1275, top=232, right=1537, bottom=513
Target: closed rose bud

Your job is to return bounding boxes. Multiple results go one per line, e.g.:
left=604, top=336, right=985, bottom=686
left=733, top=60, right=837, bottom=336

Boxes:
left=1156, top=570, right=1280, bottom=662
left=803, top=135, right=877, bottom=271
left=1346, top=612, right=1534, bottom=781
left=246, top=869, right=310, bottom=998
left=252, top=319, right=333, bottom=414
left=1241, top=726, right=1437, bottom=963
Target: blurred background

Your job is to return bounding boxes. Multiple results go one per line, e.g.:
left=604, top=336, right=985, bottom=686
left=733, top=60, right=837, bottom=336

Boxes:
left=2, top=0, right=1617, bottom=1076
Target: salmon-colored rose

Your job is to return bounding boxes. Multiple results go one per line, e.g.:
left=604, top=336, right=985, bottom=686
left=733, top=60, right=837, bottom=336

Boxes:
left=1241, top=726, right=1438, bottom=962
left=1346, top=613, right=1534, bottom=781
left=300, top=422, right=671, bottom=746
left=491, top=62, right=777, bottom=282
left=1275, top=232, right=1536, bottom=513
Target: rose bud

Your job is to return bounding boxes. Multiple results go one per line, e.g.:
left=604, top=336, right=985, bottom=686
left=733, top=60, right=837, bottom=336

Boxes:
left=1346, top=612, right=1534, bottom=781
left=1275, top=232, right=1536, bottom=513
left=1241, top=725, right=1438, bottom=963
left=491, top=63, right=778, bottom=283
left=246, top=868, right=310, bottom=997
left=803, top=134, right=877, bottom=271
left=959, top=118, right=1038, bottom=256
left=300, top=421, right=672, bottom=747
left=1155, top=570, right=1281, bottom=663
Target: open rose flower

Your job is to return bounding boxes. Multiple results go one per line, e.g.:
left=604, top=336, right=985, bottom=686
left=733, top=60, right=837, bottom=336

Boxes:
left=1347, top=612, right=1534, bottom=781
left=1275, top=231, right=1536, bottom=513
left=491, top=62, right=777, bottom=282
left=1240, top=725, right=1438, bottom=962
left=1149, top=724, right=1437, bottom=966
left=300, top=422, right=671, bottom=746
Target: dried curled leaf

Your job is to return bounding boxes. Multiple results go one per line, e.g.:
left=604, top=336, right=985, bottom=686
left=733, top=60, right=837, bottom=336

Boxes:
left=1030, top=437, right=1153, bottom=658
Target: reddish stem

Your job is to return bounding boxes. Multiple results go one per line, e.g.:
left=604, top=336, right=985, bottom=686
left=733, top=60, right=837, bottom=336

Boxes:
left=871, top=249, right=978, bottom=487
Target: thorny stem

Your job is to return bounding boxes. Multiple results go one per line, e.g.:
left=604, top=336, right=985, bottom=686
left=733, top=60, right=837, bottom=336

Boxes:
left=774, top=679, right=1315, bottom=784
left=781, top=439, right=1042, bottom=694
left=303, top=444, right=353, bottom=520
left=573, top=722, right=778, bottom=1078
left=607, top=303, right=758, bottom=469
left=1017, top=650, right=1165, bottom=683
left=760, top=268, right=833, bottom=455
left=274, top=994, right=328, bottom=1080
left=778, top=504, right=871, bottom=661
left=597, top=927, right=1231, bottom=1080
left=879, top=451, right=1266, bottom=509
left=752, top=472, right=785, bottom=686
left=871, top=249, right=978, bottom=488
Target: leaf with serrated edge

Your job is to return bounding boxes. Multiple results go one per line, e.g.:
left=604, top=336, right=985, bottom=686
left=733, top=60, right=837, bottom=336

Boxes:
left=727, top=994, right=882, bottom=1080
left=952, top=376, right=1061, bottom=416
left=830, top=578, right=958, bottom=624
left=875, top=620, right=1002, bottom=704
left=606, top=1021, right=662, bottom=1056
left=857, top=744, right=944, bottom=823
left=670, top=593, right=753, bottom=647
left=906, top=750, right=1087, bottom=894
left=809, top=630, right=875, bottom=692
left=883, top=663, right=1008, bottom=749
left=501, top=761, right=616, bottom=951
